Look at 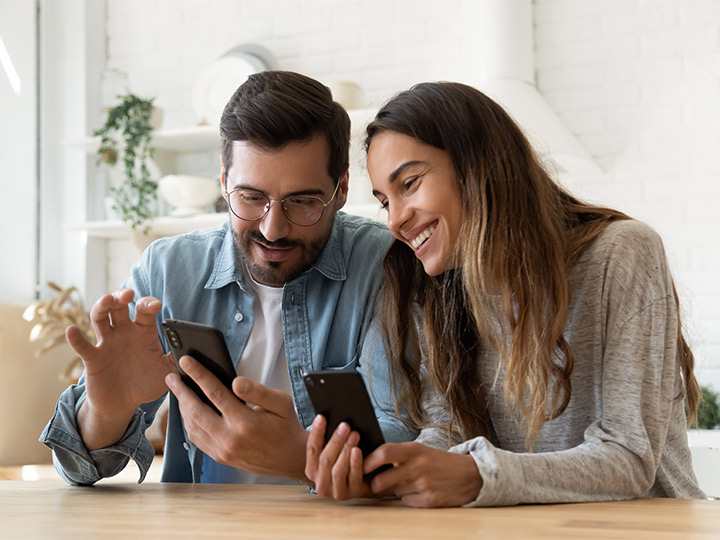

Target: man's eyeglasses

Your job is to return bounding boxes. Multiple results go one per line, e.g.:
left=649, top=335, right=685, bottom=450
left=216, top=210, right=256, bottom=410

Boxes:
left=225, top=181, right=340, bottom=227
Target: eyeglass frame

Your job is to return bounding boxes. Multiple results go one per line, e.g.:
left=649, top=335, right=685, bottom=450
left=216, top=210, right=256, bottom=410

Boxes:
left=224, top=180, right=342, bottom=227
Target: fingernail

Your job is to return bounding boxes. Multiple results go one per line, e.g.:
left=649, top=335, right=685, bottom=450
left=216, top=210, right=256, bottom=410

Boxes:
left=235, top=378, right=248, bottom=394
left=147, top=299, right=161, bottom=309
left=165, top=374, right=176, bottom=389
left=338, top=422, right=349, bottom=435
left=179, top=355, right=194, bottom=371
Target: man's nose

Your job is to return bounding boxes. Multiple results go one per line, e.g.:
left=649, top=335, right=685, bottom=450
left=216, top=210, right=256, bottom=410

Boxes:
left=258, top=201, right=291, bottom=242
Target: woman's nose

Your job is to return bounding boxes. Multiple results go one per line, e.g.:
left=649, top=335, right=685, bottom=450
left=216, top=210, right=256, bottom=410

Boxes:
left=387, top=200, right=411, bottom=236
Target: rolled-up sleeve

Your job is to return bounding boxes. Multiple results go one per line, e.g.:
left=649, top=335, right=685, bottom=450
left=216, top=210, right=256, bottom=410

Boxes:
left=39, top=381, right=159, bottom=485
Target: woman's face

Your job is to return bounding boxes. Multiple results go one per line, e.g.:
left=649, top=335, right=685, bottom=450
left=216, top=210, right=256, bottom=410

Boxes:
left=367, top=131, right=463, bottom=276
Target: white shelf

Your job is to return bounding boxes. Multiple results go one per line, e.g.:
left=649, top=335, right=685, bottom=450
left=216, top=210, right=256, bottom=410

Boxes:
left=66, top=212, right=229, bottom=239
left=153, top=125, right=219, bottom=151
left=63, top=125, right=220, bottom=154
left=67, top=204, right=385, bottom=240
left=63, top=108, right=376, bottom=155
left=688, top=429, right=720, bottom=449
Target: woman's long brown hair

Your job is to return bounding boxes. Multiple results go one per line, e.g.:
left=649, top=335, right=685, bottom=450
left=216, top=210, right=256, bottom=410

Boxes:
left=366, top=82, right=699, bottom=447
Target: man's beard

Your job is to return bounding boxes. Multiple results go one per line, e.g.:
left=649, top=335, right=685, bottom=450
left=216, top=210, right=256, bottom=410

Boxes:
left=233, top=229, right=328, bottom=287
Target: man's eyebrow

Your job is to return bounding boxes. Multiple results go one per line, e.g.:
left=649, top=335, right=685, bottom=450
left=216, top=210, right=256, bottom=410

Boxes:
left=228, top=183, right=327, bottom=197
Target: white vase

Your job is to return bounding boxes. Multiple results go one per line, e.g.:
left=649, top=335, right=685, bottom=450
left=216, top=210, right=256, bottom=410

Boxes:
left=158, top=175, right=220, bottom=217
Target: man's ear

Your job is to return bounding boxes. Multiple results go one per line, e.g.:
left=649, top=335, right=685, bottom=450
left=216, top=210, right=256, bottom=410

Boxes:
left=336, top=170, right=349, bottom=209
left=220, top=165, right=228, bottom=201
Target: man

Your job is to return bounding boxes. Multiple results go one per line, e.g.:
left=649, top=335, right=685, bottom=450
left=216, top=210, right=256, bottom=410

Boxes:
left=40, top=71, right=415, bottom=485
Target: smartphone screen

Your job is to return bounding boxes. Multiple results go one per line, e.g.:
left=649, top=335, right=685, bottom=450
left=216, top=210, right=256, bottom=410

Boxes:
left=303, top=370, right=386, bottom=458
left=161, top=319, right=238, bottom=413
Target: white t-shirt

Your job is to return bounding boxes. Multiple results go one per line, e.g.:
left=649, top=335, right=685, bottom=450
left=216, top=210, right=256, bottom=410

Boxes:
left=237, top=275, right=292, bottom=395
left=201, top=269, right=294, bottom=485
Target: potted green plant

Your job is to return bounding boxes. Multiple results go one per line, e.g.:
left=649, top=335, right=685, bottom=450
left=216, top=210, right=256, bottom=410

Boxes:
left=94, top=93, right=159, bottom=229
left=697, top=384, right=720, bottom=429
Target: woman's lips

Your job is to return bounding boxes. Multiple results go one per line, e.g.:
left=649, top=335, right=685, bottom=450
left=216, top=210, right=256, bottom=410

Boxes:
left=409, top=223, right=437, bottom=251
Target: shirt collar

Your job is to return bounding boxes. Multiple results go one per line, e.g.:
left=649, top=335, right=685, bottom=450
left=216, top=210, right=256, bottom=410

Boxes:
left=204, top=222, right=242, bottom=290
left=205, top=214, right=348, bottom=290
left=311, top=213, right=347, bottom=281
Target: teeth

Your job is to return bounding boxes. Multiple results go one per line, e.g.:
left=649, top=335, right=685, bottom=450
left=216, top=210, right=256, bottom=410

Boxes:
left=410, top=225, right=436, bottom=250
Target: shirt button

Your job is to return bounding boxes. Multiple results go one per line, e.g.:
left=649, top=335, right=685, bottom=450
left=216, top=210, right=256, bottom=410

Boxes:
left=234, top=312, right=243, bottom=322
left=183, top=442, right=190, bottom=451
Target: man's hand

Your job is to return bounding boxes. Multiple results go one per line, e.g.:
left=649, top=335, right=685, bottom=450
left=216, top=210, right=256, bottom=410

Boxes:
left=166, top=356, right=309, bottom=481
left=364, top=442, right=483, bottom=508
left=305, top=415, right=375, bottom=500
left=69, top=289, right=175, bottom=450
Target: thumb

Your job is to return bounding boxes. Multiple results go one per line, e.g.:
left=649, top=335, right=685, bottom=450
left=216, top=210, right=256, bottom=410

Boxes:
left=66, top=325, right=95, bottom=360
left=232, top=376, right=293, bottom=417
left=162, top=351, right=179, bottom=375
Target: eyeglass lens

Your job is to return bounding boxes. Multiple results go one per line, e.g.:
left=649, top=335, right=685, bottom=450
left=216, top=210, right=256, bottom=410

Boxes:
left=228, top=191, right=325, bottom=226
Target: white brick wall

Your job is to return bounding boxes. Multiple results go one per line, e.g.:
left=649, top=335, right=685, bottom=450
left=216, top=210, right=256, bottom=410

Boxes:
left=536, top=0, right=720, bottom=392
left=102, top=0, right=720, bottom=391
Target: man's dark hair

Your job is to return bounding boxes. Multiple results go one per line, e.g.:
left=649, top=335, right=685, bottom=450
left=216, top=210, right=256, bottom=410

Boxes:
left=220, top=70, right=350, bottom=183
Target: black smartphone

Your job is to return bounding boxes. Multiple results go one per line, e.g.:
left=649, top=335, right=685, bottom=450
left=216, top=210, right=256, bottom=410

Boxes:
left=303, top=370, right=388, bottom=473
left=161, top=319, right=238, bottom=413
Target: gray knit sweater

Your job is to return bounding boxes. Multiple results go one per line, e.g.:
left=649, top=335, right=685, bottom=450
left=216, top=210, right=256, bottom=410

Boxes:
left=416, top=220, right=705, bottom=506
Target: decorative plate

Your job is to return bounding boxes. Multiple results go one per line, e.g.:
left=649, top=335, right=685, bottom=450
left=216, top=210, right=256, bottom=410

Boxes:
left=192, top=44, right=278, bottom=126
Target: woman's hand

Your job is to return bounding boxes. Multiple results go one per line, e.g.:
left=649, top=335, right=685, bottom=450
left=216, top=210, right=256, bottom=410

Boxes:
left=364, top=442, right=483, bottom=508
left=305, top=415, right=377, bottom=500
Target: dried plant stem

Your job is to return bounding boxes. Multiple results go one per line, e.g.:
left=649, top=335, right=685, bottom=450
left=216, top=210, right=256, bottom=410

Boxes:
left=23, top=282, right=95, bottom=383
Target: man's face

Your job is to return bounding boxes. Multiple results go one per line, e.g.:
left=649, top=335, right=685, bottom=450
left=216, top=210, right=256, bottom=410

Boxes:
left=222, top=136, right=348, bottom=287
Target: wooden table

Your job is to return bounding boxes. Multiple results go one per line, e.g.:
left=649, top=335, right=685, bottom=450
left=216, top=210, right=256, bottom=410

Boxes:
left=1, top=480, right=718, bottom=539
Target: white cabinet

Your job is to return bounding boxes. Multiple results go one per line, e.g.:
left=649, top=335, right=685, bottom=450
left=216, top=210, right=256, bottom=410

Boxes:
left=687, top=430, right=720, bottom=498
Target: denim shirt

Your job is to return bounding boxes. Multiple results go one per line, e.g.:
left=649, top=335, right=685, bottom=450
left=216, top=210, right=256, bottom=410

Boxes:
left=40, top=212, right=417, bottom=485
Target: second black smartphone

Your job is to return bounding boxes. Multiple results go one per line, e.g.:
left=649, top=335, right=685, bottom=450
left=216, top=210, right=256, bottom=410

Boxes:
left=303, top=370, right=387, bottom=460
left=161, top=319, right=238, bottom=413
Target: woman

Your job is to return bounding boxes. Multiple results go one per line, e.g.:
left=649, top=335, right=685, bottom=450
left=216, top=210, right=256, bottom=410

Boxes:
left=304, top=82, right=705, bottom=507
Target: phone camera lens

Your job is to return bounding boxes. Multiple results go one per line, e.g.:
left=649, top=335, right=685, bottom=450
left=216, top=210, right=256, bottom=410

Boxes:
left=167, top=330, right=181, bottom=348
left=305, top=377, right=314, bottom=387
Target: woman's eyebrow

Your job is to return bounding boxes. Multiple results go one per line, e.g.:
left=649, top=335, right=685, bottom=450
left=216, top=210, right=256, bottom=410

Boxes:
left=373, top=160, right=426, bottom=197
left=387, top=160, right=425, bottom=184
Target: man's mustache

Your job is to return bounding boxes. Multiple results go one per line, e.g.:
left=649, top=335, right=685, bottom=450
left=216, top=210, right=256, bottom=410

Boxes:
left=246, top=230, right=299, bottom=249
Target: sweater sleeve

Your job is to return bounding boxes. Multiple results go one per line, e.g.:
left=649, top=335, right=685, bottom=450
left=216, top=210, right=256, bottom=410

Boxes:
left=449, top=222, right=703, bottom=506
left=452, top=299, right=681, bottom=506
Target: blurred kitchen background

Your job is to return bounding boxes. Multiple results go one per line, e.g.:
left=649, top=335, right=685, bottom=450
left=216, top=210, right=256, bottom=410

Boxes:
left=1, top=0, right=719, bottom=466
